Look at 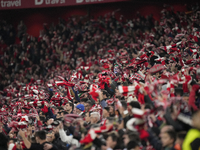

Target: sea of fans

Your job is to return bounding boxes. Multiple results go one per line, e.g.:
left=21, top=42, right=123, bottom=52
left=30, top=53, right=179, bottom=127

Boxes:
left=1, top=3, right=200, bottom=150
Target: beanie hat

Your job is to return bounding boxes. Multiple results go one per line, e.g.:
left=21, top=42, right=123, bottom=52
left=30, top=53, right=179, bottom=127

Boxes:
left=76, top=104, right=85, bottom=111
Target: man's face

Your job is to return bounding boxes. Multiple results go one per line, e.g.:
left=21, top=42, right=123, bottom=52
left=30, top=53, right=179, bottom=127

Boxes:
left=46, top=133, right=53, bottom=142
left=52, top=108, right=59, bottom=115
left=160, top=133, right=173, bottom=148
left=85, top=112, right=90, bottom=123
left=56, top=113, right=61, bottom=119
left=103, top=109, right=109, bottom=118
left=84, top=103, right=91, bottom=112
left=123, top=134, right=129, bottom=146
left=109, top=106, right=115, bottom=116
left=35, top=136, right=40, bottom=143
left=183, top=96, right=189, bottom=103
left=60, top=112, right=64, bottom=117
left=80, top=102, right=85, bottom=106
left=106, top=136, right=116, bottom=149
left=103, top=94, right=106, bottom=99
left=90, top=114, right=97, bottom=124
left=74, top=108, right=82, bottom=115
left=66, top=104, right=71, bottom=111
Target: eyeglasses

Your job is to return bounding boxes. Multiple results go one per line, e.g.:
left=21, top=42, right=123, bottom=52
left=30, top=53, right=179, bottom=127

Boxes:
left=85, top=105, right=89, bottom=108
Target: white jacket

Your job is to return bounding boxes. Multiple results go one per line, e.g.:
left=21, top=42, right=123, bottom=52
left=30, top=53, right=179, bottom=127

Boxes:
left=58, top=129, right=80, bottom=147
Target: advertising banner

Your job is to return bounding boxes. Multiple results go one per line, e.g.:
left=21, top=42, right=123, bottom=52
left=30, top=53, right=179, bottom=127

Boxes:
left=0, top=0, right=130, bottom=10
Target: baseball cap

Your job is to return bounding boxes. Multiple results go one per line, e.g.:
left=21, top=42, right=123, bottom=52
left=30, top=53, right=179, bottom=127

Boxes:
left=76, top=104, right=85, bottom=111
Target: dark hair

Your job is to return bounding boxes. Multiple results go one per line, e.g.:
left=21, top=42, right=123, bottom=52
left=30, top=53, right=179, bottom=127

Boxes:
left=127, top=140, right=139, bottom=149
left=121, top=100, right=127, bottom=110
left=62, top=111, right=68, bottom=115
left=88, top=111, right=92, bottom=117
left=108, top=132, right=118, bottom=142
left=165, top=129, right=176, bottom=143
left=144, top=104, right=153, bottom=110
left=57, top=106, right=64, bottom=111
left=177, top=131, right=187, bottom=140
left=8, top=138, right=17, bottom=143
left=67, top=102, right=74, bottom=110
left=86, top=100, right=93, bottom=106
left=0, top=133, right=8, bottom=149
left=125, top=131, right=140, bottom=143
left=39, top=116, right=46, bottom=122
left=94, top=70, right=100, bottom=74
left=129, top=101, right=141, bottom=109
left=35, top=130, right=46, bottom=140
left=104, top=107, right=110, bottom=112
left=31, top=136, right=36, bottom=143
left=80, top=98, right=89, bottom=103
left=103, top=90, right=110, bottom=97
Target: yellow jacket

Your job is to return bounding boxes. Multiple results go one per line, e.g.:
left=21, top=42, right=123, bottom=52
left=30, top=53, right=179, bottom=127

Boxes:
left=182, top=128, right=200, bottom=150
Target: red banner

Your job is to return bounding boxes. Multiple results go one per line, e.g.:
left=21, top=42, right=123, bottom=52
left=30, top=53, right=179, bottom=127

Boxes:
left=0, top=0, right=130, bottom=10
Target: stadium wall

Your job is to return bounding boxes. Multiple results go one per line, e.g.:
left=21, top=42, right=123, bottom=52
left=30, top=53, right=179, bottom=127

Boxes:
left=0, top=2, right=188, bottom=37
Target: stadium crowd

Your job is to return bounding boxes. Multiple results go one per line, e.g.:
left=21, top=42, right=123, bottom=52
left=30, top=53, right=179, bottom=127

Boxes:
left=1, top=3, right=200, bottom=150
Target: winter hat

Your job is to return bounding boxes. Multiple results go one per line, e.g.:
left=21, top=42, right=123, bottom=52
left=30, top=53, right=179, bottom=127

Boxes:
left=76, top=104, right=85, bottom=111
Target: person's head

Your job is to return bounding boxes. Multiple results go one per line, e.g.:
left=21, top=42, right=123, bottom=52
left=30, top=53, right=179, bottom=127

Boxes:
left=65, top=102, right=73, bottom=113
left=75, top=104, right=85, bottom=115
left=109, top=105, right=115, bottom=117
left=39, top=111, right=45, bottom=117
left=102, top=90, right=109, bottom=99
left=39, top=115, right=46, bottom=124
left=46, top=132, right=58, bottom=143
left=160, top=125, right=174, bottom=137
left=8, top=138, right=16, bottom=145
left=182, top=93, right=189, bottom=103
left=80, top=98, right=88, bottom=105
left=60, top=111, right=67, bottom=117
left=46, top=132, right=54, bottom=143
left=123, top=131, right=140, bottom=146
left=35, top=130, right=46, bottom=144
left=121, top=100, right=127, bottom=111
left=90, top=112, right=100, bottom=124
left=84, top=112, right=91, bottom=123
left=192, top=110, right=200, bottom=129
left=106, top=132, right=119, bottom=149
left=126, top=140, right=140, bottom=150
left=84, top=100, right=93, bottom=112
left=56, top=112, right=62, bottom=119
left=51, top=106, right=58, bottom=115
left=103, top=107, right=110, bottom=118
left=57, top=106, right=64, bottom=112
left=160, top=128, right=176, bottom=148
left=176, top=131, right=187, bottom=146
